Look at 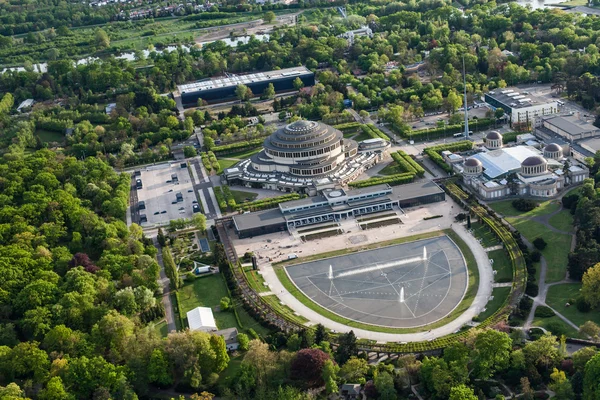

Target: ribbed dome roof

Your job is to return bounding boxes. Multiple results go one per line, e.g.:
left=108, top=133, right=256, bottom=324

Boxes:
left=284, top=120, right=319, bottom=134
left=486, top=131, right=502, bottom=140
left=521, top=156, right=546, bottom=167
left=464, top=158, right=482, bottom=167
left=544, top=143, right=562, bottom=152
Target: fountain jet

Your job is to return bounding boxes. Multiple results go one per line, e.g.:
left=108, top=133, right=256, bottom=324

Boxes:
left=399, top=287, right=405, bottom=303
left=328, top=265, right=333, bottom=280
left=423, top=246, right=427, bottom=261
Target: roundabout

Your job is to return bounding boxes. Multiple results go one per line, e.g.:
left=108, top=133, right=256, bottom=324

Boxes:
left=285, top=236, right=468, bottom=328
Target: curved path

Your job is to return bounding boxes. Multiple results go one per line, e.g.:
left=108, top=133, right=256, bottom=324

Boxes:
left=259, top=224, right=493, bottom=341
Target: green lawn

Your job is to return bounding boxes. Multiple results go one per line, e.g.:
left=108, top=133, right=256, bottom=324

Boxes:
left=243, top=266, right=270, bottom=293
left=217, top=158, right=239, bottom=172
left=507, top=218, right=570, bottom=283
left=477, top=287, right=511, bottom=321
left=379, top=161, right=405, bottom=176
left=217, top=354, right=244, bottom=391
left=230, top=189, right=258, bottom=204
left=273, top=230, right=482, bottom=334
left=149, top=319, right=168, bottom=338
left=548, top=210, right=574, bottom=232
left=546, top=283, right=600, bottom=328
left=488, top=249, right=513, bottom=283
left=557, top=0, right=587, bottom=6
left=36, top=129, right=65, bottom=144
left=470, top=221, right=500, bottom=248
left=489, top=199, right=561, bottom=218
left=533, top=315, right=580, bottom=338
left=223, top=146, right=263, bottom=159
left=353, top=132, right=372, bottom=142
left=261, top=295, right=309, bottom=326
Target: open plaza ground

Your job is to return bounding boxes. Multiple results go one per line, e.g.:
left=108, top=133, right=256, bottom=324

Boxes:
left=135, top=162, right=199, bottom=226
left=285, top=236, right=468, bottom=328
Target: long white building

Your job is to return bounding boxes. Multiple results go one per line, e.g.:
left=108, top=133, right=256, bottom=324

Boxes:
left=484, top=88, right=558, bottom=126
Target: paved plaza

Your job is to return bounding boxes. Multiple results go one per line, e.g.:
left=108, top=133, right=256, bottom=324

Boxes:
left=286, top=236, right=468, bottom=328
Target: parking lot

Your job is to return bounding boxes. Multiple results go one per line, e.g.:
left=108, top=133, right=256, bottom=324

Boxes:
left=134, top=162, right=200, bottom=226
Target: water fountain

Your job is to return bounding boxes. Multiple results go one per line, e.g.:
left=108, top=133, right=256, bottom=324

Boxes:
left=423, top=246, right=427, bottom=261
left=328, top=265, right=334, bottom=280
left=399, top=287, right=405, bottom=303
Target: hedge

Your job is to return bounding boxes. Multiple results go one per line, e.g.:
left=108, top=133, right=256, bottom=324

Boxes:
left=334, top=122, right=362, bottom=132
left=393, top=118, right=494, bottom=141
left=424, top=141, right=474, bottom=173
left=222, top=185, right=237, bottom=209
left=213, top=186, right=227, bottom=211
left=391, top=152, right=416, bottom=174
left=235, top=193, right=303, bottom=212
left=212, top=138, right=264, bottom=155
left=201, top=152, right=212, bottom=172
left=348, top=172, right=415, bottom=188
left=397, top=150, right=425, bottom=177
left=361, top=124, right=390, bottom=141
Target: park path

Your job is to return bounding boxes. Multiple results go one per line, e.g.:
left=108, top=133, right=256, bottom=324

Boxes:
left=153, top=237, right=177, bottom=333
left=259, top=223, right=493, bottom=341
left=494, top=196, right=581, bottom=334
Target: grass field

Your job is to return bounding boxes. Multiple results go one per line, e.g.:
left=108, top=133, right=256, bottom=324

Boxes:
left=149, top=319, right=169, bottom=338
left=261, top=295, right=309, bottom=325
left=546, top=283, right=600, bottom=327
left=533, top=315, right=580, bottom=338
left=36, top=129, right=65, bottom=144
left=243, top=266, right=270, bottom=293
left=488, top=249, right=513, bottom=283
left=379, top=162, right=405, bottom=176
left=557, top=0, right=587, bottom=6
left=507, top=218, right=570, bottom=283
left=217, top=354, right=244, bottom=391
left=273, top=230, right=482, bottom=334
left=218, top=158, right=239, bottom=172
left=224, top=147, right=263, bottom=159
left=352, top=132, right=372, bottom=142
left=477, top=287, right=511, bottom=321
left=489, top=199, right=561, bottom=218
left=548, top=210, right=574, bottom=232
left=470, top=222, right=500, bottom=248
left=230, top=189, right=258, bottom=204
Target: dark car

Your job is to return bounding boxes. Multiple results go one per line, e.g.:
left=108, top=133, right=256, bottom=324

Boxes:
left=171, top=201, right=178, bottom=204
left=154, top=211, right=160, bottom=215
left=193, top=204, right=201, bottom=213
left=188, top=189, right=193, bottom=193
left=161, top=210, right=167, bottom=214
left=168, top=189, right=173, bottom=192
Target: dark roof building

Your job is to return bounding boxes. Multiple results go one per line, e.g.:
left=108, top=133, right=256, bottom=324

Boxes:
left=177, top=67, right=315, bottom=107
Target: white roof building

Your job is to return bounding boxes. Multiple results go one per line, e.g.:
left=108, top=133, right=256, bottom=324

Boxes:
left=187, top=307, right=217, bottom=332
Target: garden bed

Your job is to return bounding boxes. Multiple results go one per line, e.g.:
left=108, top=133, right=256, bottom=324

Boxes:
left=360, top=218, right=401, bottom=230
left=301, top=229, right=342, bottom=241
left=297, top=223, right=339, bottom=234
left=356, top=212, right=397, bottom=223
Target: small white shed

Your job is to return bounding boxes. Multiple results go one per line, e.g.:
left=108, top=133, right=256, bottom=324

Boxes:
left=187, top=306, right=217, bottom=332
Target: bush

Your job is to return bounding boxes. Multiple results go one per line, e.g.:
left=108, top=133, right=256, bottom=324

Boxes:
left=533, top=238, right=547, bottom=251
left=519, top=296, right=534, bottom=313
left=526, top=282, right=539, bottom=297
left=545, top=321, right=570, bottom=337
left=347, top=172, right=414, bottom=188
left=530, top=250, right=542, bottom=263
left=512, top=199, right=537, bottom=212
left=534, top=305, right=555, bottom=318
left=528, top=328, right=545, bottom=340
left=576, top=296, right=591, bottom=313
left=220, top=297, right=231, bottom=311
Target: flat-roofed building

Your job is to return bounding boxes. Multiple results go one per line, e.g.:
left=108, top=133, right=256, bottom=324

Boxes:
left=537, top=115, right=600, bottom=142
left=187, top=307, right=217, bottom=332
left=232, top=181, right=445, bottom=238
left=484, top=88, right=558, bottom=126
left=177, top=66, right=315, bottom=107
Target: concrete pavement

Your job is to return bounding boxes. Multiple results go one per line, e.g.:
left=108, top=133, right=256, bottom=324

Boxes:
left=258, top=223, right=494, bottom=341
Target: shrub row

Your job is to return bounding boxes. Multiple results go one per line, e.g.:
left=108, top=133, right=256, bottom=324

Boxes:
left=397, top=150, right=425, bottom=176
left=235, top=193, right=303, bottom=212
left=395, top=118, right=494, bottom=141
left=391, top=152, right=417, bottom=174
left=361, top=124, right=390, bottom=141
left=424, top=140, right=474, bottom=173
left=423, top=215, right=443, bottom=220
left=222, top=185, right=237, bottom=209
left=333, top=122, right=362, bottom=132
left=348, top=172, right=415, bottom=188
left=212, top=138, right=263, bottom=155
left=213, top=186, right=227, bottom=211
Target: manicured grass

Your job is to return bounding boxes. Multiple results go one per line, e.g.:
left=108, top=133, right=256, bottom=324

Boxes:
left=261, top=295, right=309, bottom=325
left=353, top=132, right=372, bottom=142
left=470, top=221, right=500, bottom=248
left=217, top=354, right=244, bottom=391
left=379, top=162, right=405, bottom=176
left=489, top=199, right=561, bottom=218
left=488, top=249, right=513, bottom=283
left=230, top=189, right=258, bottom=204
left=477, top=287, right=511, bottom=321
left=149, top=319, right=168, bottom=338
left=217, top=158, right=239, bottom=171
left=273, top=230, right=481, bottom=334
left=243, top=266, right=270, bottom=293
left=223, top=146, right=263, bottom=159
left=533, top=315, right=580, bottom=338
left=179, top=274, right=239, bottom=330
left=507, top=218, right=570, bottom=283
left=546, top=283, right=600, bottom=328
left=557, top=0, right=587, bottom=6
left=234, top=305, right=271, bottom=337
left=36, top=129, right=65, bottom=144
left=548, top=210, right=574, bottom=232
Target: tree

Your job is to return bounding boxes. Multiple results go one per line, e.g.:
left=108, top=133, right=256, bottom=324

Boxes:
left=290, top=348, right=332, bottom=388
left=315, top=324, right=328, bottom=344
left=235, top=85, right=253, bottom=102
left=184, top=146, right=196, bottom=158
left=533, top=238, right=547, bottom=251
left=148, top=349, right=173, bottom=387
left=192, top=213, right=206, bottom=233
left=471, top=329, right=512, bottom=379
left=339, top=357, right=368, bottom=383
left=335, top=330, right=357, bottom=365
left=582, top=263, right=600, bottom=308
left=549, top=368, right=574, bottom=400
left=584, top=352, right=600, bottom=400
left=322, top=359, right=339, bottom=395
left=219, top=297, right=231, bottom=311
left=449, top=384, right=477, bottom=400
left=263, top=11, right=276, bottom=23
left=157, top=228, right=167, bottom=247
left=237, top=333, right=249, bottom=351
left=374, top=371, right=396, bottom=400
left=521, top=377, right=535, bottom=400
left=494, top=107, right=505, bottom=120
left=573, top=347, right=597, bottom=372
left=95, top=29, right=110, bottom=49
left=523, top=334, right=561, bottom=372
left=286, top=334, right=302, bottom=351
left=447, top=90, right=462, bottom=113
left=38, top=376, right=72, bottom=400
left=580, top=321, right=600, bottom=341
left=263, top=83, right=275, bottom=99
left=293, top=77, right=304, bottom=91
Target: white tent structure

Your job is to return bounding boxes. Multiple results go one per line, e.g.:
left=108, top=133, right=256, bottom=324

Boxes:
left=187, top=307, right=217, bottom=332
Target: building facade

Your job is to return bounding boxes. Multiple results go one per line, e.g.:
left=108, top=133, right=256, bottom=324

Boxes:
left=484, top=88, right=558, bottom=125
left=177, top=67, right=315, bottom=107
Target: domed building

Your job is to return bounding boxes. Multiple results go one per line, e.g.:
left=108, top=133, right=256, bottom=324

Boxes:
left=520, top=156, right=548, bottom=176
left=543, top=143, right=563, bottom=160
left=485, top=131, right=503, bottom=150
left=223, top=120, right=388, bottom=194
left=463, top=158, right=483, bottom=176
